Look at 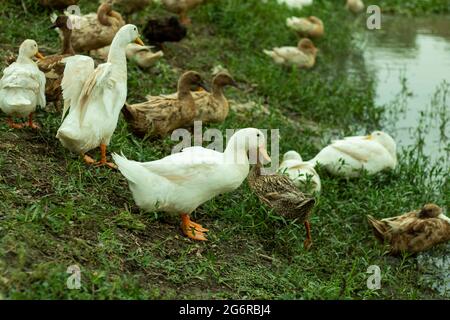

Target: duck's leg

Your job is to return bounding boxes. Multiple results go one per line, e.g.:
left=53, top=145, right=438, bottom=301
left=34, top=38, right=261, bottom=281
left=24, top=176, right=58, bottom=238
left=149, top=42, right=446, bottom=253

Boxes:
left=6, top=117, right=24, bottom=129
left=97, top=143, right=117, bottom=169
left=179, top=10, right=191, bottom=26
left=303, top=220, right=312, bottom=250
left=181, top=214, right=208, bottom=241
left=25, top=113, right=40, bottom=129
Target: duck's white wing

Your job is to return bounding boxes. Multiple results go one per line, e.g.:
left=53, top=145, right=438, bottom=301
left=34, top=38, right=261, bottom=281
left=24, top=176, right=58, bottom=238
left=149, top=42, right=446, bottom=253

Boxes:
left=61, top=55, right=95, bottom=119
left=330, top=139, right=381, bottom=162
left=140, top=147, right=222, bottom=183
left=273, top=47, right=300, bottom=59
left=36, top=68, right=46, bottom=108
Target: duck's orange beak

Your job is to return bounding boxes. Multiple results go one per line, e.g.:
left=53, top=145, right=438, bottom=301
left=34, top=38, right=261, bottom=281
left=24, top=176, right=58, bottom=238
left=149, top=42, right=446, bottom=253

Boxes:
left=258, top=146, right=271, bottom=163
left=35, top=52, right=45, bottom=60
left=134, top=37, right=144, bottom=46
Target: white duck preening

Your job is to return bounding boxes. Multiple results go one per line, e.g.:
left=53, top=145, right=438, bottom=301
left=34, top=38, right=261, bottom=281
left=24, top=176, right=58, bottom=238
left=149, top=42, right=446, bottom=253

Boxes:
left=279, top=150, right=321, bottom=193
left=308, top=131, right=397, bottom=178
left=56, top=24, right=145, bottom=169
left=113, top=128, right=271, bottom=241
left=0, top=39, right=46, bottom=129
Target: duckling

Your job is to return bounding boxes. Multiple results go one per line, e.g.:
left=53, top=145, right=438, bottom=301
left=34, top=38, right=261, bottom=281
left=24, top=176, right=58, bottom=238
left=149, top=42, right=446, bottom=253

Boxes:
left=248, top=158, right=316, bottom=249
left=63, top=2, right=125, bottom=52
left=0, top=40, right=46, bottom=129
left=38, top=15, right=75, bottom=104
left=279, top=150, right=321, bottom=194
left=190, top=71, right=237, bottom=124
left=263, top=38, right=318, bottom=69
left=286, top=16, right=324, bottom=39
left=367, top=204, right=450, bottom=255
left=39, top=0, right=79, bottom=9
left=161, top=0, right=204, bottom=26
left=91, top=43, right=164, bottom=68
left=122, top=71, right=208, bottom=138
left=346, top=0, right=365, bottom=13
left=143, top=16, right=187, bottom=46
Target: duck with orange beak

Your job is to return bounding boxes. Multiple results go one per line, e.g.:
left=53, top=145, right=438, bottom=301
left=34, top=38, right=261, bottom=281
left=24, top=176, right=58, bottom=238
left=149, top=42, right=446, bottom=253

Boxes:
left=0, top=39, right=46, bottom=129
left=56, top=25, right=145, bottom=169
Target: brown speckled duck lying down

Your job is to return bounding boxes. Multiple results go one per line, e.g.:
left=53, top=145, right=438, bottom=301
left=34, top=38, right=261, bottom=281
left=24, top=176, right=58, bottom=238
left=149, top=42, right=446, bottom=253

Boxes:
left=122, top=71, right=208, bottom=138
left=248, top=159, right=317, bottom=249
left=367, top=204, right=450, bottom=255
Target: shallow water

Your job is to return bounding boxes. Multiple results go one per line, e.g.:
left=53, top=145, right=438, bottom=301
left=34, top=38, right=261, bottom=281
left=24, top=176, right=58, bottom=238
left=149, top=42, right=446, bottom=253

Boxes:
left=359, top=16, right=450, bottom=166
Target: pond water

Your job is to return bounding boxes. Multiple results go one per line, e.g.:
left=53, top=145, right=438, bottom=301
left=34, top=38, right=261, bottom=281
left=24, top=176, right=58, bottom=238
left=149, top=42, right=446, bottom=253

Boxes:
left=358, top=15, right=450, bottom=167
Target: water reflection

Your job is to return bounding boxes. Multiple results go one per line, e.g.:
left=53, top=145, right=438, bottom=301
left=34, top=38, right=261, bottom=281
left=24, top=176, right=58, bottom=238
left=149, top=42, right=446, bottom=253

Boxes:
left=360, top=15, right=450, bottom=166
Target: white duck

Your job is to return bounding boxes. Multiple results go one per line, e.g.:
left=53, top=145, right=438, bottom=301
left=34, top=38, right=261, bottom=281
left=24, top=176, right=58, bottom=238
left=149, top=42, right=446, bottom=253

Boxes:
left=113, top=128, right=271, bottom=241
left=276, top=0, right=313, bottom=10
left=279, top=150, right=321, bottom=193
left=263, top=38, right=318, bottom=69
left=308, top=131, right=397, bottom=178
left=346, top=0, right=365, bottom=13
left=286, top=16, right=324, bottom=38
left=0, top=39, right=46, bottom=129
left=56, top=24, right=145, bottom=169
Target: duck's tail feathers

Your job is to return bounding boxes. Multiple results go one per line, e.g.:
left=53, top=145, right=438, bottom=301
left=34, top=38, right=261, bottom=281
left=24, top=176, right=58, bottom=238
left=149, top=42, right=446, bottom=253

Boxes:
left=112, top=152, right=139, bottom=185
left=367, top=215, right=387, bottom=243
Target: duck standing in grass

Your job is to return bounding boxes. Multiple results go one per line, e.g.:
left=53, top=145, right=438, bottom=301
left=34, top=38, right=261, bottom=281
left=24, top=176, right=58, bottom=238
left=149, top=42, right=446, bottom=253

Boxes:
left=113, top=128, right=271, bottom=241
left=63, top=2, right=125, bottom=52
left=308, top=131, right=397, bottom=178
left=248, top=155, right=316, bottom=249
left=286, top=16, right=324, bottom=39
left=56, top=25, right=145, bottom=168
left=263, top=38, right=318, bottom=69
left=279, top=150, right=321, bottom=194
left=0, top=40, right=46, bottom=129
left=122, top=71, right=208, bottom=138
left=367, top=204, right=450, bottom=254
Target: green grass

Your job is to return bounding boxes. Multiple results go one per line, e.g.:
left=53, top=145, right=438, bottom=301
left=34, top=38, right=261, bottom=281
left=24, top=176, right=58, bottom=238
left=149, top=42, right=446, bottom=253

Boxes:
left=0, top=0, right=449, bottom=299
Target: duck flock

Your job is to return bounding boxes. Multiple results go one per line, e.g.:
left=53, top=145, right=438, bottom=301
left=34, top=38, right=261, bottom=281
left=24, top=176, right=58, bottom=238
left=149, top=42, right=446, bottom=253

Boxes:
left=1, top=0, right=449, bottom=255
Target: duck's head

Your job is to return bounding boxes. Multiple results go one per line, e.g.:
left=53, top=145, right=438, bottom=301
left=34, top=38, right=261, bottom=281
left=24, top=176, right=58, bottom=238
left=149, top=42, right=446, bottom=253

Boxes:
left=231, top=128, right=271, bottom=165
left=179, top=71, right=209, bottom=92
left=115, top=24, right=145, bottom=47
left=418, top=204, right=442, bottom=219
left=366, top=131, right=397, bottom=160
left=283, top=150, right=302, bottom=162
left=212, top=71, right=238, bottom=89
left=18, top=39, right=45, bottom=60
left=298, top=38, right=318, bottom=55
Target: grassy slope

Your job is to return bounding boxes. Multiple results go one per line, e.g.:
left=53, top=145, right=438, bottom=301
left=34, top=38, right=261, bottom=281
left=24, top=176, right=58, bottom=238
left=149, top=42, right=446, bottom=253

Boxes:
left=0, top=0, right=448, bottom=299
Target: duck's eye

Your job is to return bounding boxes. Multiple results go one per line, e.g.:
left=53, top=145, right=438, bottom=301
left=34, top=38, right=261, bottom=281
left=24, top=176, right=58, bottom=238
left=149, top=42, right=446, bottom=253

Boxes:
left=257, top=133, right=260, bottom=137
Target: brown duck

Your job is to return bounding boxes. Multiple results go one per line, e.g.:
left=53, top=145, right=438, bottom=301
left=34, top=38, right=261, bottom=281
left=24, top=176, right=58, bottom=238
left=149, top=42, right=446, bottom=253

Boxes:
left=367, top=204, right=450, bottom=255
left=248, top=159, right=316, bottom=249
left=38, top=15, right=75, bottom=105
left=191, top=71, right=238, bottom=124
left=122, top=71, right=208, bottom=138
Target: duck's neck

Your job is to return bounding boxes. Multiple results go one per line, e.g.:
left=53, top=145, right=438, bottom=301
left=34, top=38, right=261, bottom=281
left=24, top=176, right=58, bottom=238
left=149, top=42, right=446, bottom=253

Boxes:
left=61, top=29, right=74, bottom=55
left=212, top=82, right=225, bottom=99
left=224, top=134, right=250, bottom=167
left=16, top=54, right=33, bottom=64
left=107, top=37, right=127, bottom=71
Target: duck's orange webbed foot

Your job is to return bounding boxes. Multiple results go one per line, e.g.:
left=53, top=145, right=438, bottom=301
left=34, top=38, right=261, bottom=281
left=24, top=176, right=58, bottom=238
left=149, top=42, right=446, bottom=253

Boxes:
left=303, top=220, right=313, bottom=250
left=25, top=113, right=40, bottom=130
left=181, top=214, right=208, bottom=241
left=6, top=117, right=24, bottom=129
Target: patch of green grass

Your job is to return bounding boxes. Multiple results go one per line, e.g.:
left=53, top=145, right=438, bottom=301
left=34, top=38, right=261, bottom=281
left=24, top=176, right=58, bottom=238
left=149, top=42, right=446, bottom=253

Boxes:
left=0, top=0, right=448, bottom=299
